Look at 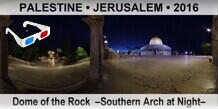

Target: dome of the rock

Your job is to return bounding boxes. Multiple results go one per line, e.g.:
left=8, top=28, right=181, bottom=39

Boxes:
left=140, top=36, right=171, bottom=56
left=149, top=36, right=163, bottom=45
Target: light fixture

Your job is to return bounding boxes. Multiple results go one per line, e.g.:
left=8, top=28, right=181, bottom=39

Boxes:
left=104, top=40, right=108, bottom=44
left=206, top=28, right=211, bottom=32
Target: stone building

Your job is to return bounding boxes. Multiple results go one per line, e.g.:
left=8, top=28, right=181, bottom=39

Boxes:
left=140, top=37, right=171, bottom=56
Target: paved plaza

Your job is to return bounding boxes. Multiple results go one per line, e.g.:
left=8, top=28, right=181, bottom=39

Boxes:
left=0, top=56, right=217, bottom=93
left=102, top=56, right=217, bottom=93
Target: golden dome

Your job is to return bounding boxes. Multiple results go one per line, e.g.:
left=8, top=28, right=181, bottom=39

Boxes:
left=149, top=36, right=163, bottom=45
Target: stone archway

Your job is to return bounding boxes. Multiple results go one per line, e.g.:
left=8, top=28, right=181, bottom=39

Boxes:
left=0, top=15, right=217, bottom=92
left=0, top=16, right=105, bottom=87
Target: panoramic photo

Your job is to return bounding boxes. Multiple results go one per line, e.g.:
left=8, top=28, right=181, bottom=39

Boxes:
left=0, top=16, right=217, bottom=93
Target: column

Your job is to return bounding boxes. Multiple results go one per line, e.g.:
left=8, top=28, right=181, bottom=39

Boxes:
left=0, top=16, right=10, bottom=81
left=212, top=16, right=218, bottom=93
left=83, top=16, right=104, bottom=82
left=212, top=16, right=218, bottom=65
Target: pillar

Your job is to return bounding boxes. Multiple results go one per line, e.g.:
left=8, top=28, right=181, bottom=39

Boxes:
left=212, top=16, right=218, bottom=93
left=0, top=16, right=11, bottom=81
left=83, top=16, right=104, bottom=82
left=212, top=16, right=218, bottom=65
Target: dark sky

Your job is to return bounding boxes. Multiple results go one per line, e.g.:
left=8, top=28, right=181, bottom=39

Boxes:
left=10, top=15, right=212, bottom=53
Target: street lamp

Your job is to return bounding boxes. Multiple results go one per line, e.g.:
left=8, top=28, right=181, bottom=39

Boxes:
left=202, top=26, right=212, bottom=33
left=185, top=51, right=188, bottom=55
left=104, top=40, right=108, bottom=44
left=206, top=28, right=211, bottom=32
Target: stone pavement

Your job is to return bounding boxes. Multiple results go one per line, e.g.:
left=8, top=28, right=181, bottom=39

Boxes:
left=1, top=56, right=217, bottom=94
left=0, top=79, right=16, bottom=93
left=102, top=56, right=217, bottom=93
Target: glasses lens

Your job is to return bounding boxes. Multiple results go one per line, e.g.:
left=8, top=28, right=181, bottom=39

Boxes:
left=40, top=31, right=48, bottom=39
left=25, top=36, right=34, bottom=46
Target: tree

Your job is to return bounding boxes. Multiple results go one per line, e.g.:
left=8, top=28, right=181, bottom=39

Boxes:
left=201, top=42, right=212, bottom=55
left=73, top=46, right=88, bottom=61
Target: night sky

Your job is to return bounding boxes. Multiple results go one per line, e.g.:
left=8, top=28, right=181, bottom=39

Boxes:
left=9, top=15, right=213, bottom=54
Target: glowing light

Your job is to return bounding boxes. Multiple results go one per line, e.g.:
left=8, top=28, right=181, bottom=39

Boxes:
left=104, top=40, right=108, bottom=44
left=117, top=50, right=120, bottom=53
left=206, top=28, right=211, bottom=32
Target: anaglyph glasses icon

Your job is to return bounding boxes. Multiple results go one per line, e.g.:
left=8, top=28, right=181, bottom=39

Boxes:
left=6, top=21, right=50, bottom=48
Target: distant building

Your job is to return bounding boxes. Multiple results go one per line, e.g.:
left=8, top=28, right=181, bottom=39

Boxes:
left=140, top=37, right=171, bottom=56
